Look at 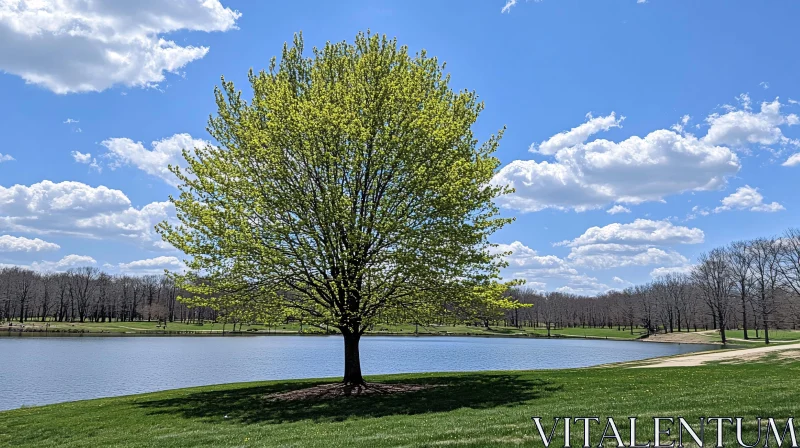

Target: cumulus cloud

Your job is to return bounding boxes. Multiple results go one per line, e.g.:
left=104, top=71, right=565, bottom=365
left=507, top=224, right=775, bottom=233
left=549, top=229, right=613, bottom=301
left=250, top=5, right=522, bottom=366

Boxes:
left=117, top=256, right=186, bottom=275
left=557, top=219, right=702, bottom=270
left=534, top=112, right=624, bottom=155
left=558, top=219, right=705, bottom=247
left=0, top=180, right=174, bottom=242
left=566, top=243, right=688, bottom=270
left=714, top=185, right=784, bottom=213
left=0, top=235, right=60, bottom=252
left=492, top=241, right=611, bottom=295
left=71, top=151, right=101, bottom=171
left=493, top=123, right=740, bottom=213
left=0, top=153, right=13, bottom=162
left=494, top=97, right=800, bottom=213
left=100, top=133, right=207, bottom=186
left=71, top=151, right=92, bottom=164
left=0, top=0, right=241, bottom=93
left=606, top=205, right=631, bottom=215
left=703, top=98, right=798, bottom=148
left=30, top=254, right=97, bottom=272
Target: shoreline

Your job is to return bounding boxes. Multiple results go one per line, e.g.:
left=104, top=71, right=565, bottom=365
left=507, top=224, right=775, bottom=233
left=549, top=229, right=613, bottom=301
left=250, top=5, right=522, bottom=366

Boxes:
left=0, top=328, right=658, bottom=342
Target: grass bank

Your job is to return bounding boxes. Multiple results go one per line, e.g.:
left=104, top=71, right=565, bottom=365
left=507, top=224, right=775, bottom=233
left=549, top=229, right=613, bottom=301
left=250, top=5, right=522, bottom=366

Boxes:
left=1, top=353, right=797, bottom=447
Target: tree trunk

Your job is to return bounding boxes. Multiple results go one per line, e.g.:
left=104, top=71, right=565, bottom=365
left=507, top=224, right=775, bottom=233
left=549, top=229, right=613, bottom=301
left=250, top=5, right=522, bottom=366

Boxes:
left=342, top=331, right=365, bottom=386
left=741, top=293, right=749, bottom=340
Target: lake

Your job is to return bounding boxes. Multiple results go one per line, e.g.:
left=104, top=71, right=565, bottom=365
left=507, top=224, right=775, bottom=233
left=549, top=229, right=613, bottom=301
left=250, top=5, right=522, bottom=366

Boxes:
left=0, top=335, right=716, bottom=411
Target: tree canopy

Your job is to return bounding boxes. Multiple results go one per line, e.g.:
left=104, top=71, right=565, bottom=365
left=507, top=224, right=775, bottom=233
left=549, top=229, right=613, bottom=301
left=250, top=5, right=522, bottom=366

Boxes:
left=158, top=31, right=521, bottom=384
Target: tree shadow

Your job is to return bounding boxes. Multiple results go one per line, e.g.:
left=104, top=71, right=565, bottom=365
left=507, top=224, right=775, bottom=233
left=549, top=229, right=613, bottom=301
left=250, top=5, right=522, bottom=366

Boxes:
left=136, top=373, right=562, bottom=425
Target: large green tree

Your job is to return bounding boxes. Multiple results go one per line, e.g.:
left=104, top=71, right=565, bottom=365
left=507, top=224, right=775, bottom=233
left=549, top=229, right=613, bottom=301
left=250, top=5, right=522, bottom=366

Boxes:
left=159, top=32, right=520, bottom=386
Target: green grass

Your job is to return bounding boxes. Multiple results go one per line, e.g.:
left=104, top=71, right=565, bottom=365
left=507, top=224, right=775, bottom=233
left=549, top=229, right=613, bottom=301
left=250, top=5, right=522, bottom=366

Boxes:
left=721, top=329, right=800, bottom=341
left=4, top=321, right=646, bottom=340
left=704, top=329, right=800, bottom=345
left=1, top=357, right=797, bottom=447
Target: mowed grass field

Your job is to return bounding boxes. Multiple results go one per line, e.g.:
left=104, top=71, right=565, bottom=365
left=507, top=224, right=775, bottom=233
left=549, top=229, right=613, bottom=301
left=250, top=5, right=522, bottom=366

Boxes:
left=1, top=355, right=797, bottom=448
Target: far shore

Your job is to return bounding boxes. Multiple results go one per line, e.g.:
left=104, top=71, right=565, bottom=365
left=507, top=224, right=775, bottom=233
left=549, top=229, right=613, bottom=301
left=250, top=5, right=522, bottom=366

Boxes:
left=4, top=321, right=796, bottom=346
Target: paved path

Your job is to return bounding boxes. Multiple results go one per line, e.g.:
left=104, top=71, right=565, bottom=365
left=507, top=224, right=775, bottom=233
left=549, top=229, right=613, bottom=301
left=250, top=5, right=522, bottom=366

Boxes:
left=634, top=342, right=800, bottom=368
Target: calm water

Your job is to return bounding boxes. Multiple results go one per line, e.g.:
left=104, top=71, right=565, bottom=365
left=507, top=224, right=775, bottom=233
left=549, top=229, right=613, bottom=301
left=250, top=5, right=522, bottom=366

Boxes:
left=0, top=335, right=715, bottom=411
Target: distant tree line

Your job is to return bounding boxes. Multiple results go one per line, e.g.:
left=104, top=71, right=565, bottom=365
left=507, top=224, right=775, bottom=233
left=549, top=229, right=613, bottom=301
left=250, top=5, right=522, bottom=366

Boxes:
left=503, top=228, right=800, bottom=344
left=0, top=267, right=216, bottom=325
left=4, top=228, right=800, bottom=344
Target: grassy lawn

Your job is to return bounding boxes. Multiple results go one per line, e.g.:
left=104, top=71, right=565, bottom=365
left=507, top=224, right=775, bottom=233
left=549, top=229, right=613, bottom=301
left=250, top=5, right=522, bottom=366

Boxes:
left=1, top=357, right=796, bottom=447
left=704, top=329, right=800, bottom=345
left=3, top=321, right=646, bottom=340
left=721, top=329, right=800, bottom=341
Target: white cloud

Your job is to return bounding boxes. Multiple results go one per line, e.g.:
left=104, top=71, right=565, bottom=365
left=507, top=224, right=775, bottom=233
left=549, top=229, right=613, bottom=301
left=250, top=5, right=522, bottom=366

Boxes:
left=501, top=0, right=544, bottom=13
left=703, top=98, right=798, bottom=148
left=650, top=265, right=694, bottom=278
left=0, top=0, right=241, bottom=93
left=0, top=180, right=174, bottom=242
left=606, top=205, right=631, bottom=215
left=612, top=276, right=631, bottom=285
left=554, top=275, right=612, bottom=295
left=558, top=219, right=705, bottom=247
left=0, top=153, right=13, bottom=162
left=783, top=153, right=800, bottom=167
left=671, top=115, right=691, bottom=134
left=557, top=219, right=702, bottom=270
left=495, top=96, right=800, bottom=213
left=71, top=151, right=92, bottom=164
left=101, top=133, right=207, bottom=186
left=63, top=118, right=79, bottom=124
left=534, top=112, right=624, bottom=155
left=493, top=241, right=611, bottom=295
left=566, top=243, right=688, bottom=269
left=714, top=185, right=784, bottom=213
left=117, top=256, right=186, bottom=274
left=0, top=235, right=60, bottom=252
left=493, top=122, right=740, bottom=213
left=152, top=240, right=178, bottom=252
left=501, top=0, right=517, bottom=13
left=30, top=254, right=97, bottom=272
left=760, top=81, right=770, bottom=90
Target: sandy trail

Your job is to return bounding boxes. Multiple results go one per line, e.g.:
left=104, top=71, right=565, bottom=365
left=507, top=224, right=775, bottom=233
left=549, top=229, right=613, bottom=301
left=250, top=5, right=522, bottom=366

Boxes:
left=634, top=342, right=800, bottom=368
left=642, top=330, right=719, bottom=344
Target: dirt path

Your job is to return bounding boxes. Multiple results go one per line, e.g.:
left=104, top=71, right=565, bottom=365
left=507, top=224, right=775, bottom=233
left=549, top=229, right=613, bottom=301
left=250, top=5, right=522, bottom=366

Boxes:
left=634, top=342, right=800, bottom=368
left=641, top=330, right=719, bottom=344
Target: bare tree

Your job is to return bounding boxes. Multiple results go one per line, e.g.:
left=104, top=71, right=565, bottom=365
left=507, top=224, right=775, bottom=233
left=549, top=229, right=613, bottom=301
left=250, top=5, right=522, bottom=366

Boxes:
left=726, top=240, right=755, bottom=339
left=68, top=267, right=100, bottom=323
left=750, top=237, right=783, bottom=344
left=692, top=248, right=735, bottom=344
left=779, top=229, right=800, bottom=319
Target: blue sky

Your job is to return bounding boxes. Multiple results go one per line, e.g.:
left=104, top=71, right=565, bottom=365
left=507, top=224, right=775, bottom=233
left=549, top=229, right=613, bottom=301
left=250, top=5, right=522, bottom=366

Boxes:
left=1, top=0, right=799, bottom=292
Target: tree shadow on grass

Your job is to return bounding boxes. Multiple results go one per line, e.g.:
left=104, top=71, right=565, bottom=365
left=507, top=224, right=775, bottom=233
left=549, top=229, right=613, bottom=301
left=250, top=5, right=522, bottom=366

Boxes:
left=136, top=373, right=562, bottom=425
